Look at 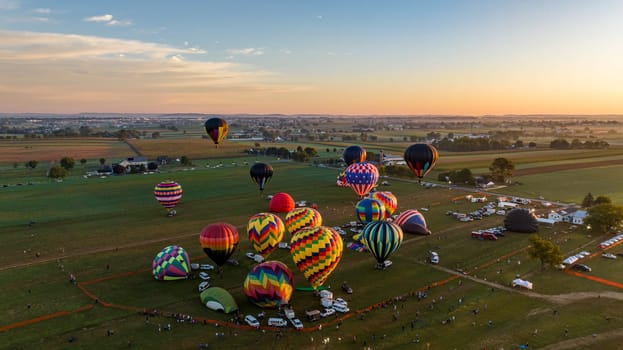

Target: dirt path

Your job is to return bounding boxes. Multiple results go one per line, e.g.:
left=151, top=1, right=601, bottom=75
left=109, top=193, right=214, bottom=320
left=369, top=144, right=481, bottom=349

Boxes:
left=540, top=328, right=623, bottom=350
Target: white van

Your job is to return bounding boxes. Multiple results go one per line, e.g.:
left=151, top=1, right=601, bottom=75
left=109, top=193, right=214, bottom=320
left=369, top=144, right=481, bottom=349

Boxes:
left=332, top=303, right=350, bottom=313
left=430, top=252, right=439, bottom=264
left=267, top=317, right=288, bottom=327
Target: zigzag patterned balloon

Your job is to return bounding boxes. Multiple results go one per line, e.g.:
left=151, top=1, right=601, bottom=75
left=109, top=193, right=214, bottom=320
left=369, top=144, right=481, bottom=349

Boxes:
left=247, top=213, right=285, bottom=258
left=152, top=245, right=191, bottom=281
left=285, top=207, right=323, bottom=235
left=290, top=226, right=343, bottom=289
left=371, top=191, right=398, bottom=219
left=243, top=261, right=294, bottom=308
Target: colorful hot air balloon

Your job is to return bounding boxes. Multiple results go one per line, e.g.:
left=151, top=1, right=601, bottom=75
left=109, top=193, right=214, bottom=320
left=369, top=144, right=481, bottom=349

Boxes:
left=285, top=207, right=323, bottom=235
left=204, top=117, right=229, bottom=147
left=371, top=191, right=398, bottom=219
left=345, top=162, right=379, bottom=198
left=403, top=144, right=439, bottom=182
left=152, top=245, right=191, bottom=281
left=343, top=145, right=367, bottom=165
left=269, top=192, right=295, bottom=213
left=360, top=221, right=403, bottom=265
left=355, top=198, right=386, bottom=223
left=199, top=223, right=239, bottom=267
left=154, top=181, right=183, bottom=215
left=290, top=226, right=343, bottom=289
left=394, top=209, right=431, bottom=235
left=250, top=162, right=273, bottom=193
left=247, top=213, right=285, bottom=258
left=244, top=261, right=294, bottom=308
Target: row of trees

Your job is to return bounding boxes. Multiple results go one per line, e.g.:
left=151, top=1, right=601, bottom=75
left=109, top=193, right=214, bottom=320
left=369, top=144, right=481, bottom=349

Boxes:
left=434, top=137, right=536, bottom=152
left=550, top=138, right=609, bottom=149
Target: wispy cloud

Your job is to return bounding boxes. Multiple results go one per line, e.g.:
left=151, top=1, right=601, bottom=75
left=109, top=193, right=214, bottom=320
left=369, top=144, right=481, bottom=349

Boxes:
left=280, top=48, right=292, bottom=55
left=84, top=14, right=112, bottom=22
left=226, top=47, right=264, bottom=56
left=0, top=30, right=301, bottom=112
left=83, top=13, right=132, bottom=26
left=33, top=8, right=51, bottom=14
left=0, top=0, right=19, bottom=10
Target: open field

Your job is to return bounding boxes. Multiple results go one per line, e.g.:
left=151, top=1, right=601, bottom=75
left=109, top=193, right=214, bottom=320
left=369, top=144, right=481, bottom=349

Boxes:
left=2, top=148, right=623, bottom=349
left=0, top=138, right=134, bottom=163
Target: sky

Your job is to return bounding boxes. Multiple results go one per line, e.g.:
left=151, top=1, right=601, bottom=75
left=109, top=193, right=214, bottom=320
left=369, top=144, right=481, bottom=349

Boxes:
left=0, top=0, right=622, bottom=115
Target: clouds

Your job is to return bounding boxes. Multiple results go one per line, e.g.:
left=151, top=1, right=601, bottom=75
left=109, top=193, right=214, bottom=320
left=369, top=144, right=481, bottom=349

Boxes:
left=226, top=48, right=264, bottom=56
left=0, top=30, right=300, bottom=113
left=83, top=13, right=132, bottom=26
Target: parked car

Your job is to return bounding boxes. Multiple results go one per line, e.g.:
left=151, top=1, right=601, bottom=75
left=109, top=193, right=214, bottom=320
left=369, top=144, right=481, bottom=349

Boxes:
left=289, top=318, right=304, bottom=330
left=430, top=252, right=439, bottom=264
left=572, top=264, right=592, bottom=272
left=199, top=272, right=210, bottom=280
left=341, top=281, right=353, bottom=294
left=320, top=308, right=336, bottom=318
left=245, top=252, right=265, bottom=263
left=376, top=260, right=393, bottom=270
left=602, top=253, right=617, bottom=259
left=244, top=315, right=260, bottom=328
left=190, top=263, right=200, bottom=270
left=200, top=264, right=215, bottom=270
left=332, top=303, right=350, bottom=313
left=267, top=317, right=288, bottom=327
left=198, top=281, right=210, bottom=292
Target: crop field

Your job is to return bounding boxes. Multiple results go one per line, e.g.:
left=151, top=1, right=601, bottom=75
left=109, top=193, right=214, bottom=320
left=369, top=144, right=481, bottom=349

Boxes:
left=2, top=144, right=623, bottom=350
left=0, top=138, right=133, bottom=163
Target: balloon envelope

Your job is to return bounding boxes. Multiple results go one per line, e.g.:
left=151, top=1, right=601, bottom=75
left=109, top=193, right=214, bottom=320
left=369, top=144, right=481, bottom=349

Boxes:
left=290, top=226, right=343, bottom=289
left=504, top=208, right=538, bottom=233
left=403, top=144, right=439, bottom=180
left=247, top=213, right=285, bottom=258
left=360, top=221, right=403, bottom=264
left=250, top=163, right=273, bottom=192
left=370, top=191, right=397, bottom=219
left=355, top=198, right=386, bottom=223
left=343, top=145, right=367, bottom=165
left=200, top=287, right=239, bottom=314
left=199, top=223, right=239, bottom=266
left=152, top=245, right=191, bottom=280
left=204, top=117, right=229, bottom=145
left=345, top=162, right=379, bottom=197
left=394, top=209, right=430, bottom=235
left=285, top=207, right=323, bottom=235
left=269, top=192, right=295, bottom=213
left=154, top=181, right=183, bottom=211
left=244, top=261, right=294, bottom=308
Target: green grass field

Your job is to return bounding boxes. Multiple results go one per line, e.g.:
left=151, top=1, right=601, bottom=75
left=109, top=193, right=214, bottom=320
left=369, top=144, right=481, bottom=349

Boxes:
left=2, top=139, right=623, bottom=349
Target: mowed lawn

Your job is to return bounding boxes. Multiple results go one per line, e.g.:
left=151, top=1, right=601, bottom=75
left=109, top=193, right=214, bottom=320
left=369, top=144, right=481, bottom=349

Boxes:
left=3, top=158, right=623, bottom=349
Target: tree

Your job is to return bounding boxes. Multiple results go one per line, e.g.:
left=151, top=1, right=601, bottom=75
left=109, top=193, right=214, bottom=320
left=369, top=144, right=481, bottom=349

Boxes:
left=99, top=158, right=106, bottom=165
left=585, top=203, right=623, bottom=234
left=60, top=157, right=75, bottom=170
left=528, top=142, right=537, bottom=148
left=48, top=166, right=68, bottom=179
left=24, top=160, right=38, bottom=169
left=594, top=196, right=612, bottom=205
left=180, top=156, right=193, bottom=166
left=112, top=164, right=127, bottom=174
left=80, top=158, right=87, bottom=166
left=151, top=132, right=161, bottom=139
left=528, top=234, right=563, bottom=270
left=147, top=162, right=159, bottom=171
left=581, top=193, right=595, bottom=207
left=489, top=157, right=514, bottom=183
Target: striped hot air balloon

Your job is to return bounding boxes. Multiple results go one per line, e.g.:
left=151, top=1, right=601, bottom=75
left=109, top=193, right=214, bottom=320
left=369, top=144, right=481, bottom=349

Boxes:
left=394, top=209, right=430, bottom=235
left=345, top=162, right=379, bottom=198
left=290, top=226, right=343, bottom=289
left=243, top=261, right=294, bottom=308
left=360, top=221, right=403, bottom=266
left=355, top=198, right=386, bottom=223
left=371, top=191, right=398, bottom=219
left=154, top=181, right=183, bottom=215
left=152, top=245, right=191, bottom=281
left=403, top=143, right=439, bottom=182
left=199, top=222, right=239, bottom=267
left=247, top=213, right=285, bottom=258
left=285, top=207, right=323, bottom=235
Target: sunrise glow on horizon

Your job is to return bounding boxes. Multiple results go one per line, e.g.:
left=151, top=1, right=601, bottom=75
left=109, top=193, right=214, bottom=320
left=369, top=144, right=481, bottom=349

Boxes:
left=1, top=0, right=622, bottom=115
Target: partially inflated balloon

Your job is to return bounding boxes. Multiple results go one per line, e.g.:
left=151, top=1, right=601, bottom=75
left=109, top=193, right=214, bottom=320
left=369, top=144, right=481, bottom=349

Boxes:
left=290, top=226, right=343, bottom=289
left=345, top=162, right=379, bottom=198
left=393, top=209, right=429, bottom=235
left=199, top=223, right=239, bottom=267
left=343, top=145, right=367, bottom=165
left=285, top=208, right=322, bottom=235
left=355, top=198, right=385, bottom=223
left=371, top=191, right=398, bottom=219
left=204, top=117, right=229, bottom=146
left=152, top=245, right=191, bottom=281
left=244, top=261, right=294, bottom=308
left=250, top=163, right=273, bottom=193
left=247, top=213, right=285, bottom=258
left=360, top=221, right=403, bottom=264
left=403, top=144, right=439, bottom=181
left=154, top=181, right=183, bottom=213
left=269, top=192, right=295, bottom=213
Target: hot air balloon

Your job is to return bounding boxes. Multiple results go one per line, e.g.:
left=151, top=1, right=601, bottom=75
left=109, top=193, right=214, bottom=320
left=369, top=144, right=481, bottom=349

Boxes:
left=371, top=191, right=398, bottom=219
left=269, top=192, right=295, bottom=213
left=243, top=261, right=294, bottom=308
left=343, top=145, right=367, bottom=165
left=152, top=245, right=191, bottom=280
left=394, top=209, right=431, bottom=235
left=290, top=226, right=343, bottom=289
left=199, top=223, right=239, bottom=267
left=154, top=181, right=183, bottom=216
left=247, top=213, right=285, bottom=258
left=285, top=207, right=323, bottom=235
left=355, top=198, right=386, bottom=223
left=403, top=144, right=439, bottom=182
left=504, top=208, right=538, bottom=233
left=250, top=162, right=273, bottom=193
left=204, top=117, right=229, bottom=147
left=360, top=221, right=403, bottom=267
left=345, top=162, right=379, bottom=198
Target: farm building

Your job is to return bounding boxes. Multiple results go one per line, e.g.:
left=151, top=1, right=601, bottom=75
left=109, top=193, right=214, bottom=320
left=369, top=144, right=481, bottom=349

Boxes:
left=547, top=208, right=587, bottom=225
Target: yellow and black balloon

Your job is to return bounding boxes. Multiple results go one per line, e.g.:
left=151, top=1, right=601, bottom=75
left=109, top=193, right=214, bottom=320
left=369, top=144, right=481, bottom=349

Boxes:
left=204, top=117, right=229, bottom=147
